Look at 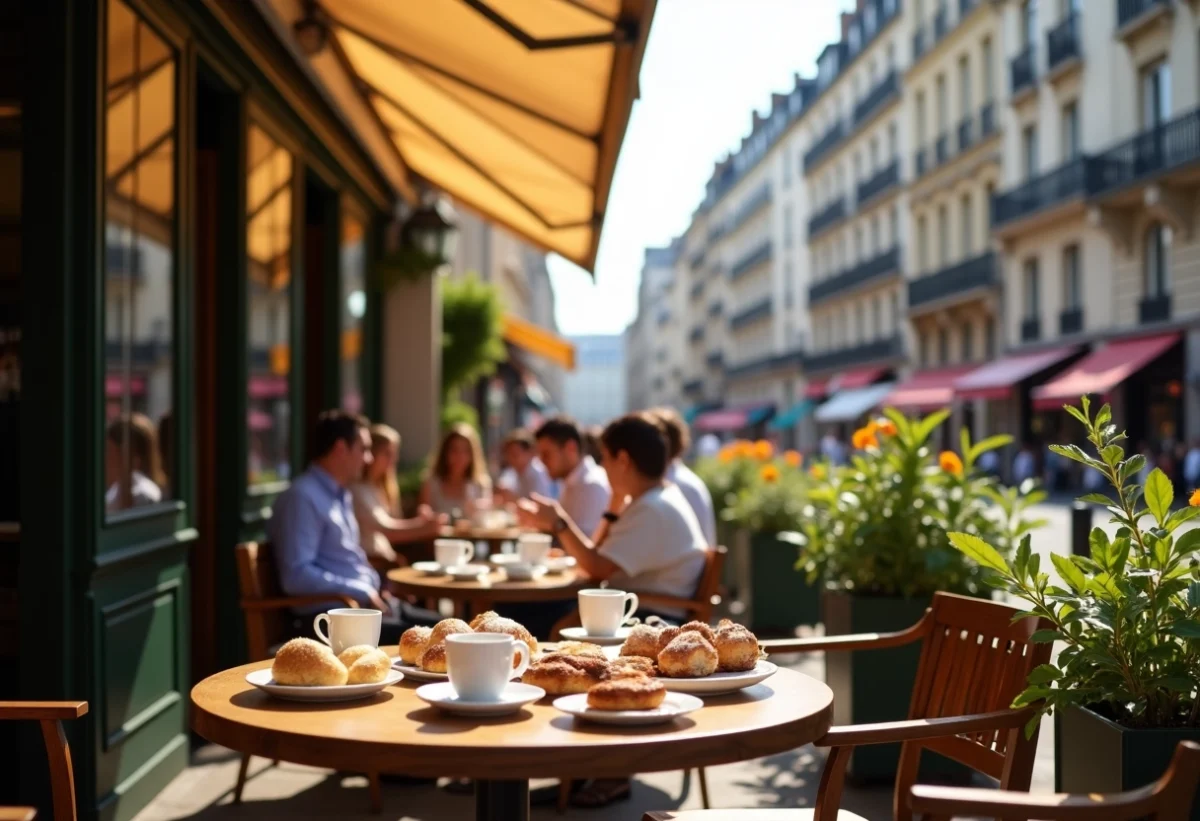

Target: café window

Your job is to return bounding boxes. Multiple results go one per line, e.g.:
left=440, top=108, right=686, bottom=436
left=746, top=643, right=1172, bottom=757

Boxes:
left=1144, top=222, right=1172, bottom=298
left=340, top=208, right=367, bottom=413
left=103, top=0, right=176, bottom=515
left=246, top=123, right=295, bottom=486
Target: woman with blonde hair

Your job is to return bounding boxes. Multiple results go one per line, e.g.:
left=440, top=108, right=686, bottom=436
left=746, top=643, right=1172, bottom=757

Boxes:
left=420, top=422, right=492, bottom=517
left=105, top=412, right=166, bottom=511
left=351, top=423, right=443, bottom=564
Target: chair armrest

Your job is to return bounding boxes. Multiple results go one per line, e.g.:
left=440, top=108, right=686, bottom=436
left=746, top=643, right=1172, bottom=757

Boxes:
left=909, top=783, right=1157, bottom=821
left=819, top=706, right=1035, bottom=748
left=241, top=594, right=359, bottom=611
left=762, top=612, right=930, bottom=655
left=0, top=701, right=88, bottom=720
left=0, top=807, right=38, bottom=821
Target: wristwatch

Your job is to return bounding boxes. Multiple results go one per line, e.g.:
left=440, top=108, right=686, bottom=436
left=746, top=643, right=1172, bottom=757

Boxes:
left=551, top=515, right=569, bottom=534
left=602, top=511, right=621, bottom=524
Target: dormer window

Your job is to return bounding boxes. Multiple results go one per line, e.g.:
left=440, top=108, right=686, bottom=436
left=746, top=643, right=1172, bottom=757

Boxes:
left=848, top=25, right=861, bottom=52
left=864, top=4, right=877, bottom=33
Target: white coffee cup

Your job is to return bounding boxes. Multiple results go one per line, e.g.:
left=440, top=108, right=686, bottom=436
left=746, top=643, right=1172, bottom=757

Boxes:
left=435, top=539, right=474, bottom=568
left=445, top=633, right=531, bottom=701
left=312, top=608, right=382, bottom=655
left=578, top=589, right=639, bottom=637
left=517, top=533, right=552, bottom=566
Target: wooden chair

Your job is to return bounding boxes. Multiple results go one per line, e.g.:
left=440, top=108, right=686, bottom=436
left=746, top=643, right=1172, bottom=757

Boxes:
left=0, top=701, right=88, bottom=821
left=643, top=591, right=1052, bottom=821
left=911, top=740, right=1200, bottom=820
left=233, top=542, right=381, bottom=811
left=0, top=808, right=37, bottom=821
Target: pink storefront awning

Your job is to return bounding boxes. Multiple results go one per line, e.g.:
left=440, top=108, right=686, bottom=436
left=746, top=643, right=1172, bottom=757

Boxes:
left=1031, top=333, right=1180, bottom=411
left=804, top=378, right=830, bottom=399
left=832, top=367, right=886, bottom=391
left=884, top=365, right=977, bottom=411
left=693, top=403, right=774, bottom=433
left=249, top=375, right=289, bottom=398
left=954, top=346, right=1079, bottom=401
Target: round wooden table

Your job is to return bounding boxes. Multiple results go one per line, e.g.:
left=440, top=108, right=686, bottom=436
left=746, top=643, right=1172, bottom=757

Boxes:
left=191, top=657, right=834, bottom=821
left=388, top=566, right=588, bottom=620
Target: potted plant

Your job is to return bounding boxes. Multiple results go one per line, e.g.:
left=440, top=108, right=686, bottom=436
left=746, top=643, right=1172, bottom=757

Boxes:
left=787, top=409, right=1044, bottom=781
left=948, top=397, right=1200, bottom=818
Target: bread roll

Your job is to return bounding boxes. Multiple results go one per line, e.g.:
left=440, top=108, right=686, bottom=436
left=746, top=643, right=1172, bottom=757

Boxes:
left=657, top=633, right=719, bottom=678
left=272, top=638, right=348, bottom=686
left=619, top=624, right=661, bottom=659
left=587, top=676, right=666, bottom=711
left=419, top=642, right=449, bottom=673
left=713, top=620, right=759, bottom=672
left=429, top=618, right=472, bottom=646
left=399, top=626, right=432, bottom=665
left=471, top=614, right=538, bottom=662
left=343, top=647, right=392, bottom=684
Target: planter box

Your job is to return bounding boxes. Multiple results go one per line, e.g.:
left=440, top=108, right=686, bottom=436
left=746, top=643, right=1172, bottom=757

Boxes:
left=823, top=590, right=970, bottom=784
left=748, top=531, right=819, bottom=632
left=1056, top=704, right=1200, bottom=819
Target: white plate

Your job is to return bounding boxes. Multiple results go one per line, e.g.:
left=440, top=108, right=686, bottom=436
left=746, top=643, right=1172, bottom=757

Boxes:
left=415, top=682, right=545, bottom=716
left=553, top=691, right=703, bottom=725
left=392, top=661, right=448, bottom=682
left=657, top=660, right=778, bottom=696
left=412, top=561, right=444, bottom=576
left=245, top=668, right=404, bottom=702
left=557, top=626, right=632, bottom=647
left=445, top=563, right=490, bottom=580
left=542, top=556, right=577, bottom=574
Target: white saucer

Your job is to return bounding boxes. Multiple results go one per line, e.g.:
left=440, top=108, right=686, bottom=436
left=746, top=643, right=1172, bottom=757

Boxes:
left=557, top=625, right=632, bottom=646
left=445, top=563, right=490, bottom=580
left=542, top=556, right=577, bottom=574
left=553, top=691, right=703, bottom=725
left=412, top=561, right=444, bottom=576
left=658, top=660, right=779, bottom=696
left=504, top=565, right=547, bottom=582
left=416, top=681, right=545, bottom=716
left=392, top=661, right=448, bottom=682
left=489, top=553, right=522, bottom=566
left=245, top=668, right=403, bottom=702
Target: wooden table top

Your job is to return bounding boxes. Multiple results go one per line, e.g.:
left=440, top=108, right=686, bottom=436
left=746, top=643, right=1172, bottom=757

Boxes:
left=191, top=656, right=834, bottom=780
left=387, top=566, right=589, bottom=603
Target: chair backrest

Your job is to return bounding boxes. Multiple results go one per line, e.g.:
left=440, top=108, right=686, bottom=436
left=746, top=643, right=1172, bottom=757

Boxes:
left=690, top=545, right=727, bottom=622
left=896, top=592, right=1053, bottom=805
left=234, top=541, right=287, bottom=661
left=0, top=701, right=88, bottom=821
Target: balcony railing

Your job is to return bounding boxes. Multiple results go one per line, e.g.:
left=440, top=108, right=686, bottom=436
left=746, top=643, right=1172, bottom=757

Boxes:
left=804, top=121, right=846, bottom=170
left=915, top=147, right=929, bottom=177
left=804, top=335, right=904, bottom=374
left=1118, top=0, right=1171, bottom=33
left=1140, top=293, right=1172, bottom=324
left=1047, top=13, right=1081, bottom=73
left=1020, top=317, right=1041, bottom=343
left=808, top=198, right=847, bottom=238
left=810, top=247, right=901, bottom=305
left=1011, top=46, right=1036, bottom=97
left=705, top=350, right=724, bottom=368
left=1059, top=307, right=1083, bottom=335
left=1089, top=108, right=1200, bottom=195
left=958, top=116, right=974, bottom=153
left=728, top=239, right=773, bottom=279
left=707, top=301, right=723, bottom=318
left=908, top=252, right=996, bottom=308
left=935, top=133, right=950, bottom=165
left=689, top=325, right=705, bottom=343
left=981, top=102, right=996, bottom=137
left=729, top=297, right=773, bottom=331
left=857, top=160, right=900, bottom=205
left=992, top=156, right=1095, bottom=228
left=854, top=71, right=900, bottom=127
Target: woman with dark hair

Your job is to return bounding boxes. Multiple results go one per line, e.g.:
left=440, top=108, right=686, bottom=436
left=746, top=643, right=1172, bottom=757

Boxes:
left=419, top=422, right=493, bottom=517
left=105, top=412, right=166, bottom=511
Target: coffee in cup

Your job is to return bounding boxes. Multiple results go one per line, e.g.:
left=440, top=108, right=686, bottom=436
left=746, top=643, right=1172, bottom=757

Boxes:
left=445, top=633, right=531, bottom=701
left=435, top=538, right=474, bottom=568
left=312, top=608, right=382, bottom=655
left=578, top=589, right=639, bottom=637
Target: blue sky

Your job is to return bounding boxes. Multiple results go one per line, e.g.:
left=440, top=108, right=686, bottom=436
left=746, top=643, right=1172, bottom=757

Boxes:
left=548, top=0, right=855, bottom=336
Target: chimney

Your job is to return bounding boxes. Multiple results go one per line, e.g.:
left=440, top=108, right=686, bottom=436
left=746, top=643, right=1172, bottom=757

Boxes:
left=752, top=111, right=763, bottom=131
left=841, top=12, right=853, bottom=40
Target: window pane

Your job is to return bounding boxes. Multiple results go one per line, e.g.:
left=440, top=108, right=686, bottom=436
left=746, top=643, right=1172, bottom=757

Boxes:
left=103, top=0, right=176, bottom=515
left=246, top=124, right=294, bottom=486
left=341, top=209, right=366, bottom=413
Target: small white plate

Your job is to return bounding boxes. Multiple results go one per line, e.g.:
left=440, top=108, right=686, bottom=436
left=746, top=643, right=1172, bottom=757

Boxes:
left=658, top=660, right=778, bottom=696
left=245, top=668, right=403, bottom=702
left=415, top=681, right=545, bottom=717
left=489, top=553, right=522, bottom=566
left=543, top=556, right=577, bottom=574
left=553, top=691, right=703, bottom=725
left=504, top=565, right=547, bottom=582
left=412, top=561, right=444, bottom=576
left=445, top=563, right=490, bottom=580
left=392, top=661, right=448, bottom=682
left=557, top=625, right=632, bottom=646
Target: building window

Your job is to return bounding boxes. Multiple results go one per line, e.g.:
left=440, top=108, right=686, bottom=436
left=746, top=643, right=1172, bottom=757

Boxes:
left=872, top=295, right=882, bottom=336
left=891, top=290, right=900, bottom=329
left=1022, top=124, right=1039, bottom=180
left=103, top=0, right=177, bottom=514
left=961, top=193, right=974, bottom=257
left=1021, top=0, right=1037, bottom=49
left=985, top=316, right=996, bottom=358
left=782, top=149, right=791, bottom=188
left=1144, top=222, right=1172, bottom=297
left=982, top=37, right=994, bottom=103
left=340, top=207, right=367, bottom=413
left=938, top=327, right=950, bottom=365
left=1062, top=101, right=1079, bottom=161
left=854, top=303, right=864, bottom=342
left=783, top=204, right=793, bottom=248
left=937, top=204, right=950, bottom=267
left=890, top=206, right=900, bottom=246
left=246, top=123, right=296, bottom=487
left=888, top=121, right=898, bottom=159
left=1023, top=258, right=1040, bottom=320
left=1141, top=59, right=1171, bottom=129
left=919, top=332, right=929, bottom=367
left=958, top=54, right=971, bottom=119
left=916, top=91, right=927, bottom=145
left=917, top=214, right=929, bottom=271
left=853, top=226, right=863, bottom=261
left=1062, top=243, right=1081, bottom=310
left=962, top=322, right=974, bottom=361
left=936, top=73, right=948, bottom=132
left=985, top=181, right=996, bottom=228
left=869, top=138, right=879, bottom=171
left=870, top=216, right=881, bottom=254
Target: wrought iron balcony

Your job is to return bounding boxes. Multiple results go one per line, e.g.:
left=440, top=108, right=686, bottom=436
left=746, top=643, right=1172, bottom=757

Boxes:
left=804, top=335, right=904, bottom=374
left=705, top=350, right=724, bottom=368
left=804, top=121, right=846, bottom=170
left=1047, top=13, right=1081, bottom=73
left=707, top=301, right=724, bottom=318
left=857, top=160, right=900, bottom=205
left=808, top=198, right=847, bottom=238
left=689, top=325, right=705, bottom=343
left=992, top=157, right=1095, bottom=229
left=854, top=71, right=900, bottom=127
left=728, top=239, right=773, bottom=280
left=1020, top=317, right=1041, bottom=343
left=935, top=133, right=950, bottom=165
left=915, top=147, right=929, bottom=177
left=729, top=297, right=773, bottom=331
left=1140, top=294, right=1172, bottom=324
left=810, top=247, right=901, bottom=306
left=1011, top=46, right=1036, bottom=98
left=980, top=102, right=996, bottom=137
left=958, top=116, right=974, bottom=153
left=1089, top=107, right=1200, bottom=196
left=1117, top=0, right=1172, bottom=34
left=907, top=252, right=996, bottom=309
left=1059, top=308, right=1083, bottom=335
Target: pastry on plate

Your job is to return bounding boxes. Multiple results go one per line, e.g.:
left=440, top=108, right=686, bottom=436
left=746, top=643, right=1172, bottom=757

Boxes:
left=552, top=640, right=607, bottom=659
left=655, top=625, right=682, bottom=654
left=619, top=624, right=661, bottom=659
left=679, top=620, right=718, bottom=646
left=714, top=619, right=760, bottom=672
left=399, top=626, right=432, bottom=665
left=272, top=638, right=348, bottom=686
left=428, top=618, right=472, bottom=646
left=522, top=653, right=609, bottom=695
left=339, top=645, right=392, bottom=684
left=419, top=642, right=449, bottom=673
left=471, top=613, right=538, bottom=662
left=608, top=655, right=657, bottom=678
left=587, top=675, right=666, bottom=711
left=657, top=633, right=719, bottom=678
left=469, top=610, right=501, bottom=630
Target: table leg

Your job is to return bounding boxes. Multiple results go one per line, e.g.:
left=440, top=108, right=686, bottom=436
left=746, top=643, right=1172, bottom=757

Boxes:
left=475, top=779, right=529, bottom=821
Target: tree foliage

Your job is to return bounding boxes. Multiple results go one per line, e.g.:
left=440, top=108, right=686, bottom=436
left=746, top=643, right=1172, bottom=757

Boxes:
left=440, top=274, right=506, bottom=400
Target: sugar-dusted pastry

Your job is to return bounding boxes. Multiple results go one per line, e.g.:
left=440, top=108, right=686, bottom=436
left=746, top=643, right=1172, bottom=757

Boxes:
left=679, top=620, right=717, bottom=646
left=272, top=638, right=348, bottom=686
left=428, top=618, right=472, bottom=646
left=608, top=655, right=657, bottom=678
left=553, top=641, right=607, bottom=659
left=657, top=633, right=719, bottom=678
left=399, top=626, right=432, bottom=665
left=340, top=646, right=392, bottom=684
left=522, top=653, right=609, bottom=695
left=471, top=613, right=538, bottom=662
left=713, top=619, right=760, bottom=672
left=655, top=625, right=682, bottom=654
left=619, top=624, right=661, bottom=659
left=419, top=642, right=449, bottom=673
left=587, top=675, right=666, bottom=711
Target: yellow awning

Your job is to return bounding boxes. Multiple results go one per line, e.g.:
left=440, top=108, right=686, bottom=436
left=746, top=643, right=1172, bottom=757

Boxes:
left=322, top=0, right=656, bottom=274
left=502, top=313, right=575, bottom=371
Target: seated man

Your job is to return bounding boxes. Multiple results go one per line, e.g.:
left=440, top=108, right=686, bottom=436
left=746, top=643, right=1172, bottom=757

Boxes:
left=651, top=407, right=717, bottom=547
left=268, top=409, right=438, bottom=642
left=533, top=416, right=610, bottom=536
left=495, top=428, right=553, bottom=502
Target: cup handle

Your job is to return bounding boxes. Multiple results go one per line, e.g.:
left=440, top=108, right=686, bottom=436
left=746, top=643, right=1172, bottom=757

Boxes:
left=312, top=613, right=332, bottom=646
left=461, top=543, right=474, bottom=565
left=622, top=593, right=639, bottom=626
left=511, top=642, right=531, bottom=680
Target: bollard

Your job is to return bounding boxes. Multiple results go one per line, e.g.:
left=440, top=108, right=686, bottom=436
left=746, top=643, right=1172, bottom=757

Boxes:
left=1071, top=501, right=1092, bottom=557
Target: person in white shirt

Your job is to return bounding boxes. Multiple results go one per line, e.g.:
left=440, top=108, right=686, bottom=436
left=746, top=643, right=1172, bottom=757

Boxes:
left=495, top=428, right=553, bottom=502
left=532, top=416, right=611, bottom=536
left=651, top=407, right=717, bottom=547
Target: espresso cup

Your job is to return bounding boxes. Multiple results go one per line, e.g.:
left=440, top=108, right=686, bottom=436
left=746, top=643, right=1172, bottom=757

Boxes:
left=517, top=533, right=552, bottom=566
left=312, top=608, right=382, bottom=655
left=578, top=589, right=639, bottom=637
left=445, top=633, right=531, bottom=702
left=435, top=539, right=474, bottom=568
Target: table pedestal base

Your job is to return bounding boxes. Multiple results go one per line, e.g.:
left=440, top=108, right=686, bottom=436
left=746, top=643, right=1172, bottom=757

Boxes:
left=475, top=779, right=529, bottom=821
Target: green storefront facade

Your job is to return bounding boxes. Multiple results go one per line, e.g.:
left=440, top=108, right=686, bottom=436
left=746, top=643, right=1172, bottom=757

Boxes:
left=7, top=1, right=390, bottom=817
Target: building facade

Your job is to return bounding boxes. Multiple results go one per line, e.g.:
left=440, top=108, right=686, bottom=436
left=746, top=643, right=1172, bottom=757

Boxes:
left=562, top=334, right=627, bottom=425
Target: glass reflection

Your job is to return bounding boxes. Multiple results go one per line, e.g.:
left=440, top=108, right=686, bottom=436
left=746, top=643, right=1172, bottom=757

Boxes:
left=103, top=0, right=175, bottom=514
left=340, top=210, right=366, bottom=413
left=246, top=124, right=293, bottom=486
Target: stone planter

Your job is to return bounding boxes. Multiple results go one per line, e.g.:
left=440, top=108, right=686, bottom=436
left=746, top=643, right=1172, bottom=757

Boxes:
left=747, top=531, right=819, bottom=633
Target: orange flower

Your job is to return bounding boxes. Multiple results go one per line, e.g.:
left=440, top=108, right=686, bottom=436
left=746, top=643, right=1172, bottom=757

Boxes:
left=734, top=439, right=754, bottom=458
left=939, top=451, right=964, bottom=476
left=760, top=464, right=780, bottom=483
left=754, top=439, right=774, bottom=461
left=809, top=463, right=827, bottom=480
left=718, top=447, right=735, bottom=464
left=876, top=418, right=898, bottom=437
left=784, top=450, right=803, bottom=468
left=851, top=427, right=879, bottom=450
left=1190, top=489, right=1200, bottom=507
